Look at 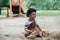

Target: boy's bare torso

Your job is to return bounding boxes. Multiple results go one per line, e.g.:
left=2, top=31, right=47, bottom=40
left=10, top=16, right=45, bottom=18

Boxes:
left=28, top=20, right=36, bottom=29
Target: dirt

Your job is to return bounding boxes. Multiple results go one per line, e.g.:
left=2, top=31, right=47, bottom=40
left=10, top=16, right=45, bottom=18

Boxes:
left=0, top=16, right=60, bottom=40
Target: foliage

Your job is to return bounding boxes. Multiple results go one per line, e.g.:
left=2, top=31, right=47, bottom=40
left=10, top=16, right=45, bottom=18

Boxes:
left=0, top=0, right=9, bottom=6
left=25, top=0, right=60, bottom=10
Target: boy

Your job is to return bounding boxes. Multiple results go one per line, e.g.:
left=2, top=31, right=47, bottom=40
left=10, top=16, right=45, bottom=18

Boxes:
left=25, top=8, right=42, bottom=37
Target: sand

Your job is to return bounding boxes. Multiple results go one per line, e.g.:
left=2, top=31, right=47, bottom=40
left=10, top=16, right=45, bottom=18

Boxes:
left=0, top=16, right=60, bottom=40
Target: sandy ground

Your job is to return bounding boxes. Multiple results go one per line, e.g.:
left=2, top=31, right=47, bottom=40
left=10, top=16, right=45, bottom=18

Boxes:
left=0, top=16, right=60, bottom=40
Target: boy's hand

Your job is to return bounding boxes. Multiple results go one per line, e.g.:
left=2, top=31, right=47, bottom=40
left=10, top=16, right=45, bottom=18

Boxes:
left=36, top=25, right=42, bottom=32
left=40, top=30, right=42, bottom=32
left=28, top=30, right=32, bottom=33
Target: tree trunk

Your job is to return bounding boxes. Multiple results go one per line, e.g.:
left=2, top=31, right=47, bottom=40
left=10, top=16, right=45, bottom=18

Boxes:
left=0, top=8, right=1, bottom=15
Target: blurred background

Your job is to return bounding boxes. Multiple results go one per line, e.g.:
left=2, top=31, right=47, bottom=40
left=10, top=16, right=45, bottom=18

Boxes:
left=0, top=0, right=60, bottom=16
left=0, top=0, right=60, bottom=40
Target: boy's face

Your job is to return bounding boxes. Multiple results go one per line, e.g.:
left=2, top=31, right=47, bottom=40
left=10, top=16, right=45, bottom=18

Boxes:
left=29, top=12, right=36, bottom=19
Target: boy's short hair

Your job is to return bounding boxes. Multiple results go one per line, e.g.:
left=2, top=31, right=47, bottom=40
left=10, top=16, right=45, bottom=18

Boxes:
left=26, top=8, right=36, bottom=17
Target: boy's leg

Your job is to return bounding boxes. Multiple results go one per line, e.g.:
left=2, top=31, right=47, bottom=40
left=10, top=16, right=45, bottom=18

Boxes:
left=28, top=28, right=38, bottom=37
left=24, top=32, right=30, bottom=37
left=35, top=27, right=42, bottom=37
left=27, top=27, right=41, bottom=37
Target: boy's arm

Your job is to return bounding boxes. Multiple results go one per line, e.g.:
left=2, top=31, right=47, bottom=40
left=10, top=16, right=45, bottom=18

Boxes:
left=25, top=25, right=29, bottom=31
left=36, top=25, right=42, bottom=31
left=25, top=25, right=32, bottom=32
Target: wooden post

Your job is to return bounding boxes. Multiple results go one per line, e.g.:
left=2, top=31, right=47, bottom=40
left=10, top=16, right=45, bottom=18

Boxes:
left=18, top=0, right=22, bottom=16
left=10, top=0, right=22, bottom=17
left=6, top=7, right=9, bottom=17
left=10, top=0, right=12, bottom=17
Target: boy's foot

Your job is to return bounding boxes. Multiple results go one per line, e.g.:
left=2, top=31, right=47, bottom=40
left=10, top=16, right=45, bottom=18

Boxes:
left=27, top=34, right=35, bottom=39
left=36, top=34, right=42, bottom=38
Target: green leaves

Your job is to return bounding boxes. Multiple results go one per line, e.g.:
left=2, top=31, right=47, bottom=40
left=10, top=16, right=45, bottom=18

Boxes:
left=26, top=0, right=60, bottom=10
left=0, top=0, right=9, bottom=6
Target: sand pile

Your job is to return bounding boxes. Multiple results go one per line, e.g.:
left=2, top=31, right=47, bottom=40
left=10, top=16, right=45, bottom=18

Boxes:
left=0, top=32, right=60, bottom=40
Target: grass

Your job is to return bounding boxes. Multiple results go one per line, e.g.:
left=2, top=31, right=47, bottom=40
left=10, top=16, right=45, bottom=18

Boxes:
left=1, top=10, right=7, bottom=15
left=36, top=10, right=60, bottom=16
left=1, top=10, right=60, bottom=16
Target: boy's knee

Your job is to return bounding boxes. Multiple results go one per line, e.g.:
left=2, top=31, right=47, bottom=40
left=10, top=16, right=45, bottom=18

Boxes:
left=33, top=31, right=38, bottom=34
left=24, top=32, right=30, bottom=37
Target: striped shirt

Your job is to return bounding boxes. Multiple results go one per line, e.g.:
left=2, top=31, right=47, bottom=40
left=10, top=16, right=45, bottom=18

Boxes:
left=25, top=19, right=39, bottom=31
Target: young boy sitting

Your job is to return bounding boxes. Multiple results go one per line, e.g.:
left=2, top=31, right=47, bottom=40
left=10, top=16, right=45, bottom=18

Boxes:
left=24, top=8, right=42, bottom=37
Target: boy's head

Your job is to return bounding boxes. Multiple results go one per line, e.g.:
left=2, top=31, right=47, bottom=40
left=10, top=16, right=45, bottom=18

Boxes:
left=27, top=8, right=36, bottom=19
